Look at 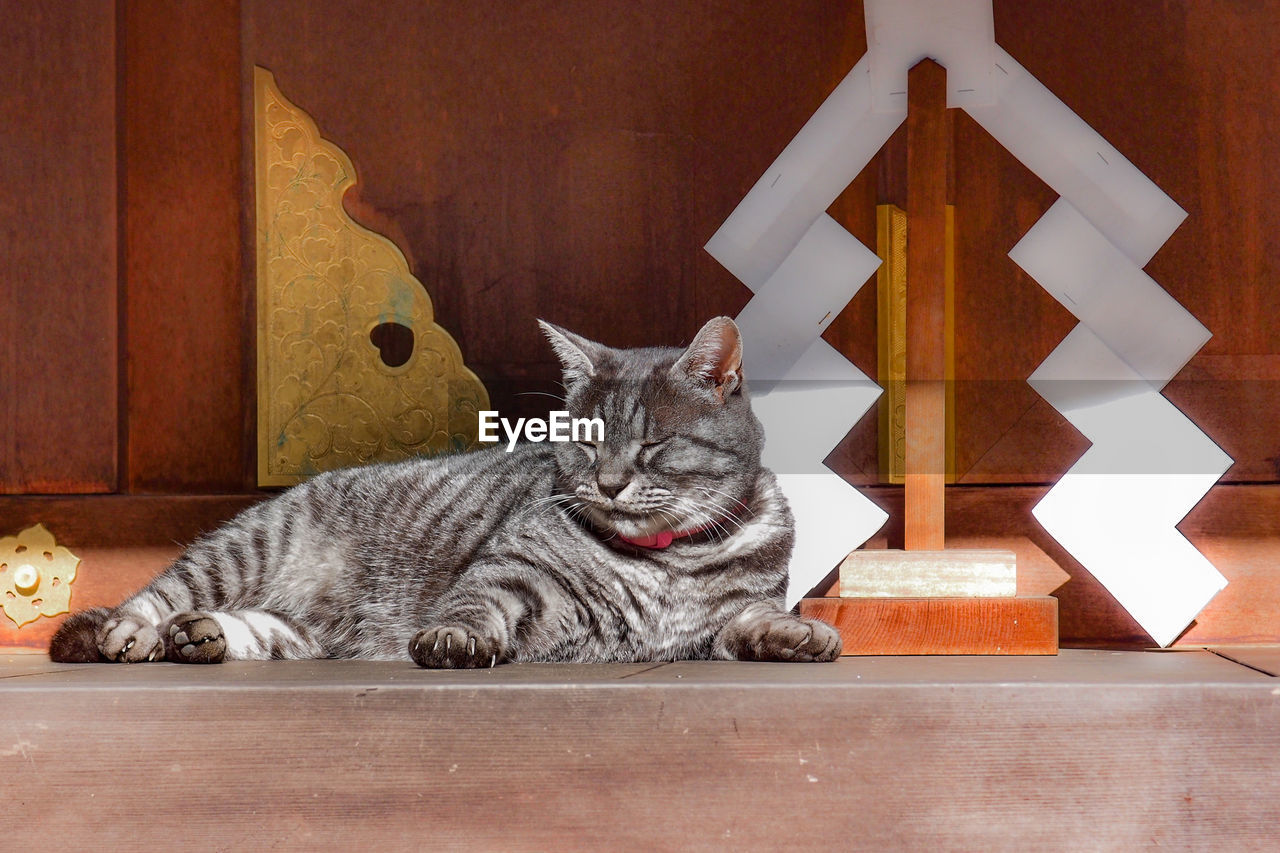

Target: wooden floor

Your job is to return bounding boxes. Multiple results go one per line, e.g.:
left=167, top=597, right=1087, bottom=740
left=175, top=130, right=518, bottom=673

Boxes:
left=3, top=650, right=1278, bottom=850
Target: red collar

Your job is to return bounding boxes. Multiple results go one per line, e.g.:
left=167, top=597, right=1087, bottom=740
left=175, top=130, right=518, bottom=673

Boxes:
left=613, top=524, right=711, bottom=550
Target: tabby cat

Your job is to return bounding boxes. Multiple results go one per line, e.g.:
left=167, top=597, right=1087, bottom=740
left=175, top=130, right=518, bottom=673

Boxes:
left=49, top=317, right=841, bottom=667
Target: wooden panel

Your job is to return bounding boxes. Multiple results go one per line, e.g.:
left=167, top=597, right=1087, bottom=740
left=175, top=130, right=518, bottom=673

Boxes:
left=245, top=1, right=868, bottom=424
left=0, top=495, right=265, bottom=650
left=1164, top=355, right=1280, bottom=483
left=951, top=108, right=1074, bottom=484
left=237, top=0, right=1280, bottom=491
left=904, top=60, right=948, bottom=548
left=0, top=2, right=117, bottom=493
left=4, top=653, right=1279, bottom=849
left=800, top=596, right=1058, bottom=655
left=122, top=0, right=246, bottom=492
left=947, top=0, right=1280, bottom=484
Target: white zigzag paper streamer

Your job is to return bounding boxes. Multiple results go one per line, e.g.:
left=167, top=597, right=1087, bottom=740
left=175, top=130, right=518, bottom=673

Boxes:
left=706, top=57, right=899, bottom=606
left=707, top=0, right=1231, bottom=636
left=1028, top=326, right=1231, bottom=646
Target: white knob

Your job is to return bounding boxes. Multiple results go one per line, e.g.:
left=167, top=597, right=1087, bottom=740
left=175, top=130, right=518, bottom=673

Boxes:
left=12, top=564, right=39, bottom=596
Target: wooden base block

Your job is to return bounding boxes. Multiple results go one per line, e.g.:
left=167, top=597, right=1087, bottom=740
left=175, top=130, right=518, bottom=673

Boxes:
left=800, top=596, right=1058, bottom=656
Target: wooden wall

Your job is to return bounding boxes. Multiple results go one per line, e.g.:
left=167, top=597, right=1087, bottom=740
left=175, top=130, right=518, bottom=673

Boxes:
left=944, top=0, right=1280, bottom=485
left=0, top=2, right=118, bottom=494
left=245, top=0, right=870, bottom=420
left=1, top=1, right=1278, bottom=650
left=123, top=0, right=246, bottom=493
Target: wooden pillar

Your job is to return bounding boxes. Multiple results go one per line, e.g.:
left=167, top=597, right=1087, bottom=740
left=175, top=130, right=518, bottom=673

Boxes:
left=904, top=60, right=948, bottom=550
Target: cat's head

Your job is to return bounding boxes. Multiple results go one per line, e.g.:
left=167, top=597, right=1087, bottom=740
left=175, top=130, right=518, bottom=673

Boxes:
left=538, top=316, right=765, bottom=543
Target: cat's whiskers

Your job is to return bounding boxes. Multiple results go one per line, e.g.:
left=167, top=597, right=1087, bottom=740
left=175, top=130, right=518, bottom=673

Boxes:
left=512, top=491, right=583, bottom=525
left=515, top=391, right=567, bottom=405
left=690, top=494, right=746, bottom=540
left=677, top=496, right=745, bottom=539
left=669, top=495, right=738, bottom=544
left=689, top=486, right=751, bottom=532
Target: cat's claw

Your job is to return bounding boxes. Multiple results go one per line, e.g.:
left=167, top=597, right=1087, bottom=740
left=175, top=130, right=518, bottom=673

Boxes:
left=97, top=617, right=163, bottom=663
left=410, top=626, right=503, bottom=669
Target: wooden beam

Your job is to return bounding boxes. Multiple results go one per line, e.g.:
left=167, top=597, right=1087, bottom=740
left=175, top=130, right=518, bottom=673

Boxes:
left=904, top=59, right=949, bottom=550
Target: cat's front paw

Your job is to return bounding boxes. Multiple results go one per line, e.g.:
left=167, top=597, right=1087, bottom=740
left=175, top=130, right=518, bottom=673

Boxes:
left=736, top=615, right=842, bottom=663
left=410, top=626, right=502, bottom=669
left=97, top=616, right=164, bottom=663
left=162, top=612, right=226, bottom=664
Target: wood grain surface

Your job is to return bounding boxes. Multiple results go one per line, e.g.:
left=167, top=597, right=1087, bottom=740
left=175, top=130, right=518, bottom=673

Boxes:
left=244, top=0, right=869, bottom=426
left=801, top=595, right=1058, bottom=655
left=1, top=653, right=1276, bottom=849
left=945, top=0, right=1280, bottom=484
left=122, top=0, right=247, bottom=492
left=0, top=1, right=118, bottom=493
left=1207, top=645, right=1280, bottom=678
left=904, top=60, right=949, bottom=550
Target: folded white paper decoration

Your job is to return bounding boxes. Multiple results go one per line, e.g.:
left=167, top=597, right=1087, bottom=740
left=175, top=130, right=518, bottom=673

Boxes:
left=707, top=0, right=1230, bottom=640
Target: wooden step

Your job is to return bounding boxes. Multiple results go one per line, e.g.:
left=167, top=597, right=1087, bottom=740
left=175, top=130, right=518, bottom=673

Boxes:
left=0, top=651, right=1275, bottom=849
left=800, top=595, right=1059, bottom=655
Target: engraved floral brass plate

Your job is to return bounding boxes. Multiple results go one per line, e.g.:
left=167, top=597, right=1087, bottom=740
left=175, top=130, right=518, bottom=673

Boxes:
left=254, top=67, right=489, bottom=486
left=0, top=524, right=78, bottom=628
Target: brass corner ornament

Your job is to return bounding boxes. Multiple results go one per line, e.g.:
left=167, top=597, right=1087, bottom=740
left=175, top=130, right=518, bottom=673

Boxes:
left=254, top=67, right=489, bottom=486
left=0, top=524, right=78, bottom=628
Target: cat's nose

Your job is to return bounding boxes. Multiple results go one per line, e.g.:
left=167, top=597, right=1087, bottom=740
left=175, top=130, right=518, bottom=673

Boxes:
left=597, top=475, right=629, bottom=499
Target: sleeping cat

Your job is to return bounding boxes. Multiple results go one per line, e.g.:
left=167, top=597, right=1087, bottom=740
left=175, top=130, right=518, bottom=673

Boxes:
left=49, top=316, right=841, bottom=667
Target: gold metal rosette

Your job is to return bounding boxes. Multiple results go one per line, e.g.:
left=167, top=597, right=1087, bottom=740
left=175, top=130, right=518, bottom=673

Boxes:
left=0, top=524, right=79, bottom=628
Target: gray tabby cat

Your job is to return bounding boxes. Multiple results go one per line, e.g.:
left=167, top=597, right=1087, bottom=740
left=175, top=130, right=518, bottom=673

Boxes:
left=49, top=317, right=841, bottom=667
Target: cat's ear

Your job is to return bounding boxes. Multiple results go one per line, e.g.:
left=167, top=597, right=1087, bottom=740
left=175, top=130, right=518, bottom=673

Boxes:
left=672, top=316, right=743, bottom=403
left=538, top=320, right=601, bottom=386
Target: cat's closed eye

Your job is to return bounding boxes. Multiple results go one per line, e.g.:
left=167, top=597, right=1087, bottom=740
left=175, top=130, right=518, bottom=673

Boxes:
left=638, top=438, right=669, bottom=461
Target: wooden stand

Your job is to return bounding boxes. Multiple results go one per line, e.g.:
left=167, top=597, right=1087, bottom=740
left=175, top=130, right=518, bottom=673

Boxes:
left=800, top=596, right=1058, bottom=656
left=817, top=60, right=1058, bottom=655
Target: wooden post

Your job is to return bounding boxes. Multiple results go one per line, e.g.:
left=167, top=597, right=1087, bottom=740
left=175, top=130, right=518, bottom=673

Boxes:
left=904, top=59, right=948, bottom=551
left=800, top=63, right=1059, bottom=658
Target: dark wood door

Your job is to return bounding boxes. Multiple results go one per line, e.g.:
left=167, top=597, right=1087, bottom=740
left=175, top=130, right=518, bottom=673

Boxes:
left=0, top=2, right=118, bottom=494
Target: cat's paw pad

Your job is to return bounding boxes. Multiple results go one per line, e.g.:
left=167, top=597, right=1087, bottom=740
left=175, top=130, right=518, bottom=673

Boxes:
left=749, top=616, right=842, bottom=662
left=410, top=626, right=502, bottom=669
left=162, top=612, right=226, bottom=664
left=97, top=617, right=164, bottom=663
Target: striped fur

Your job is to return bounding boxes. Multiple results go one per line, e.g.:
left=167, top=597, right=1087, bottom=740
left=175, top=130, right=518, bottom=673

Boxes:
left=49, top=318, right=840, bottom=667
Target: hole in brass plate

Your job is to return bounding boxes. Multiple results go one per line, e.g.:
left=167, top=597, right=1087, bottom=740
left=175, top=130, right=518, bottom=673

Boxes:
left=369, top=322, right=415, bottom=368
